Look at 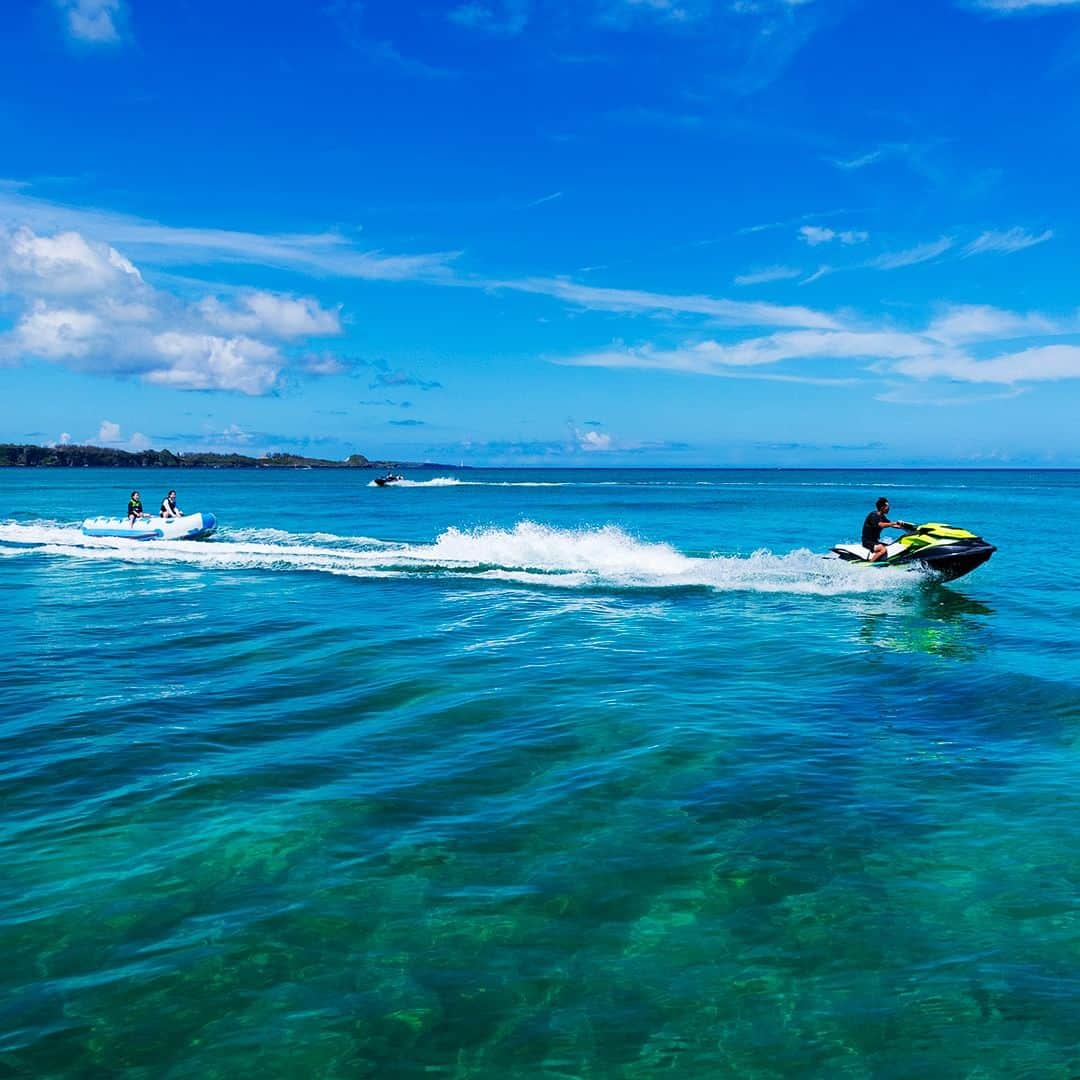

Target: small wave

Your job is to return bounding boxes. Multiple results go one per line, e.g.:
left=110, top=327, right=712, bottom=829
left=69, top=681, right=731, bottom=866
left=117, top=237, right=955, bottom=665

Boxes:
left=0, top=519, right=921, bottom=596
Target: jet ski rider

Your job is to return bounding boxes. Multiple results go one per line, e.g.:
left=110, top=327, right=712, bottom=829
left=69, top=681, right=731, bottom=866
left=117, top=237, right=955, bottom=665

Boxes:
left=160, top=490, right=183, bottom=518
left=862, top=497, right=914, bottom=562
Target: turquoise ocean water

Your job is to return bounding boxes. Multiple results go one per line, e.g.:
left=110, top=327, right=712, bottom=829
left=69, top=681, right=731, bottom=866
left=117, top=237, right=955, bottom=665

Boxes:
left=2, top=468, right=1078, bottom=1078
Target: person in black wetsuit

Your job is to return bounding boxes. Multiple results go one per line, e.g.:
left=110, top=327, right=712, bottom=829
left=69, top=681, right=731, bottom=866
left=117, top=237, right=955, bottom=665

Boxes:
left=862, top=497, right=914, bottom=562
left=160, top=490, right=183, bottom=518
left=127, top=491, right=146, bottom=526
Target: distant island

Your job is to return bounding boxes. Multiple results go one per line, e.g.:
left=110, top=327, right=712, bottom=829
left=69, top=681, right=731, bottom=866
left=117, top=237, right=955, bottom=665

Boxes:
left=0, top=443, right=465, bottom=470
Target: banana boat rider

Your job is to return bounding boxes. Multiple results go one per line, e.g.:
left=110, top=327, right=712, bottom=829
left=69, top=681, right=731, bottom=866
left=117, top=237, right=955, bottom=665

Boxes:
left=160, top=489, right=184, bottom=518
left=862, top=497, right=914, bottom=562
left=127, top=491, right=146, bottom=526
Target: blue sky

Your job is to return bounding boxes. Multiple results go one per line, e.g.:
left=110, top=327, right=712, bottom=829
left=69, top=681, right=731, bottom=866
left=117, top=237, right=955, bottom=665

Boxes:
left=2, top=0, right=1080, bottom=465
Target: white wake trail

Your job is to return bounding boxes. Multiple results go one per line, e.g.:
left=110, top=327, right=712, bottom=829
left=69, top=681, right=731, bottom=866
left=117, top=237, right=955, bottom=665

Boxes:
left=0, top=520, right=921, bottom=596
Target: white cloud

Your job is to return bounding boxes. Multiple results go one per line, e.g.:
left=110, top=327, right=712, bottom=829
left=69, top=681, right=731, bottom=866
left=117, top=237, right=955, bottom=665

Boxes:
left=969, top=0, right=1080, bottom=10
left=599, top=0, right=702, bottom=24
left=561, top=329, right=937, bottom=375
left=894, top=344, right=1080, bottom=383
left=556, top=302, right=1080, bottom=388
left=871, top=237, right=954, bottom=270
left=801, top=265, right=832, bottom=285
left=59, top=432, right=72, bottom=445
left=198, top=292, right=342, bottom=339
left=799, top=226, right=869, bottom=246
left=733, top=265, right=802, bottom=286
left=0, top=226, right=346, bottom=394
left=926, top=304, right=1062, bottom=344
left=2, top=227, right=142, bottom=295
left=448, top=1, right=529, bottom=35
left=963, top=227, right=1053, bottom=256
left=576, top=429, right=614, bottom=451
left=832, top=149, right=884, bottom=170
left=526, top=191, right=564, bottom=208
left=875, top=384, right=1026, bottom=407
left=503, top=276, right=840, bottom=328
left=148, top=333, right=281, bottom=395
left=129, top=431, right=151, bottom=451
left=98, top=420, right=121, bottom=443
left=15, top=302, right=102, bottom=359
left=55, top=0, right=126, bottom=44
left=0, top=189, right=457, bottom=283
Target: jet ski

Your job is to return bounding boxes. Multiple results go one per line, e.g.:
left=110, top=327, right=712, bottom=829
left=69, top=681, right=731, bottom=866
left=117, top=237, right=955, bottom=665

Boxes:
left=831, top=522, right=995, bottom=582
left=81, top=511, right=218, bottom=541
left=373, top=473, right=404, bottom=487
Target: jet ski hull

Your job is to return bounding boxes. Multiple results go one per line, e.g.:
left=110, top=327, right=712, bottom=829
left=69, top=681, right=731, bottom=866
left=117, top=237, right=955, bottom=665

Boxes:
left=831, top=523, right=995, bottom=582
left=81, top=511, right=218, bottom=541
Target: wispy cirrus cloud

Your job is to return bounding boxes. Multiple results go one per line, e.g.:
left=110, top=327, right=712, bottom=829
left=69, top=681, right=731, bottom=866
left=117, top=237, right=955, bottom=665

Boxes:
left=733, top=265, right=802, bottom=286
left=966, top=0, right=1080, bottom=11
left=831, top=148, right=885, bottom=170
left=500, top=276, right=840, bottom=329
left=555, top=302, right=1080, bottom=387
left=448, top=0, right=529, bottom=35
left=963, top=227, right=1053, bottom=255
left=925, top=303, right=1063, bottom=343
left=0, top=187, right=458, bottom=282
left=526, top=191, right=564, bottom=208
left=801, top=265, right=832, bottom=285
left=326, top=2, right=455, bottom=78
left=870, top=236, right=954, bottom=270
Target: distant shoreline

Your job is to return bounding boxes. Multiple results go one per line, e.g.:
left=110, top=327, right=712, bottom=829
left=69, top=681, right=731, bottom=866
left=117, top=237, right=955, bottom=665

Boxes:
left=0, top=444, right=1075, bottom=470
left=0, top=444, right=466, bottom=470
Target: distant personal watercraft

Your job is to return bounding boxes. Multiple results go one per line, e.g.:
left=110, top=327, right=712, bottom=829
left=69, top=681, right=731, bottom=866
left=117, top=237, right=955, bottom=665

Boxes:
left=831, top=522, right=995, bottom=581
left=81, top=512, right=218, bottom=541
left=374, top=473, right=404, bottom=487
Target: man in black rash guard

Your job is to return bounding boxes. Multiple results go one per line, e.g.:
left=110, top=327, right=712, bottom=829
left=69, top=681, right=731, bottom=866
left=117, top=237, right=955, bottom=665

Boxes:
left=862, top=497, right=914, bottom=562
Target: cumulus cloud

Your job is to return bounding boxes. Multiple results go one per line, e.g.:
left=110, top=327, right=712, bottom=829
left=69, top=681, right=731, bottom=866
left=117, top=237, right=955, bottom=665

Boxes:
left=148, top=332, right=281, bottom=394
left=55, top=0, right=127, bottom=44
left=15, top=302, right=102, bottom=359
left=198, top=291, right=341, bottom=338
left=1, top=227, right=141, bottom=295
left=98, top=420, right=121, bottom=443
left=576, top=429, right=614, bottom=451
left=0, top=226, right=349, bottom=394
left=799, top=226, right=869, bottom=246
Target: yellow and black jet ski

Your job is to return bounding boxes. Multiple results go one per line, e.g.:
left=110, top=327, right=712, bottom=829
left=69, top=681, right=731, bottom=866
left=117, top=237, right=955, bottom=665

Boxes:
left=831, top=522, right=996, bottom=581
